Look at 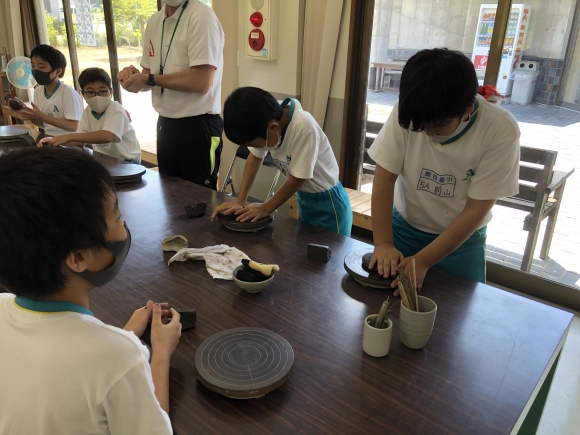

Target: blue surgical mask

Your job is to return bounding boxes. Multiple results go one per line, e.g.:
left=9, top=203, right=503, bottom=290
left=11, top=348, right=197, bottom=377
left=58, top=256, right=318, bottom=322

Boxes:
left=76, top=224, right=131, bottom=287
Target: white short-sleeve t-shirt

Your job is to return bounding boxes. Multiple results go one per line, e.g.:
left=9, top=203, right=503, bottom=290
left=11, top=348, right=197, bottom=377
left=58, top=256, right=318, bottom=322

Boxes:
left=141, top=1, right=224, bottom=118
left=248, top=99, right=340, bottom=193
left=0, top=293, right=172, bottom=435
left=368, top=95, right=520, bottom=234
left=33, top=81, right=83, bottom=137
left=78, top=101, right=141, bottom=162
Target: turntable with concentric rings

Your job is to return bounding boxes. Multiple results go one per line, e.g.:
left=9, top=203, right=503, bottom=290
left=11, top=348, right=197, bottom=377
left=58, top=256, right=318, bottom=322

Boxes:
left=195, top=327, right=294, bottom=399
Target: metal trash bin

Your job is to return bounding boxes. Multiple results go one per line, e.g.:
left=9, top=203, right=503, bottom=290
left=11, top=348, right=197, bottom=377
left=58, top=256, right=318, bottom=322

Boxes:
left=510, top=61, right=539, bottom=104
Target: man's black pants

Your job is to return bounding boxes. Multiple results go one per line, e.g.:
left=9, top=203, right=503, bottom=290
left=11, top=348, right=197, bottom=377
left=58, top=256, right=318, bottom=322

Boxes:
left=157, top=114, right=223, bottom=189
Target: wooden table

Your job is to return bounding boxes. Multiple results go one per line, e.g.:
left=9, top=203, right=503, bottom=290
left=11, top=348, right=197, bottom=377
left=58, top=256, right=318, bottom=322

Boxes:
left=371, top=60, right=406, bottom=92
left=76, top=155, right=578, bottom=434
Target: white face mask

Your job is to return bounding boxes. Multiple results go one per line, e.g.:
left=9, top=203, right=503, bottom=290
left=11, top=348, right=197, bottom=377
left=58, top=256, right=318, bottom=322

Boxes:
left=429, top=106, right=479, bottom=144
left=266, top=127, right=281, bottom=148
left=86, top=95, right=112, bottom=114
left=164, top=0, right=184, bottom=6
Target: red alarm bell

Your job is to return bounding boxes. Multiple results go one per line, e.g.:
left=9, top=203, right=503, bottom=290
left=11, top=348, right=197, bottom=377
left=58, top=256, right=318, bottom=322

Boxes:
left=250, top=12, right=263, bottom=27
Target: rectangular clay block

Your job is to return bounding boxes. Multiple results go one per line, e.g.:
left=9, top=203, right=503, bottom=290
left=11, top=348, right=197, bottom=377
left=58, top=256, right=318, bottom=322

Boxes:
left=307, top=244, right=331, bottom=262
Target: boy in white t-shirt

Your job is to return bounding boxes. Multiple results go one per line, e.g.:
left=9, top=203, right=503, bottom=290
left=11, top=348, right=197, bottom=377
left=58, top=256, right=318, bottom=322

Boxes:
left=40, top=68, right=141, bottom=163
left=368, top=48, right=520, bottom=291
left=0, top=148, right=180, bottom=435
left=14, top=44, right=83, bottom=137
left=211, top=87, right=353, bottom=236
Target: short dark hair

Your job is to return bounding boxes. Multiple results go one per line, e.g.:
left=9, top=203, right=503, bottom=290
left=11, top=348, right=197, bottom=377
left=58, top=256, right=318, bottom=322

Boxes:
left=30, top=44, right=67, bottom=78
left=79, top=67, right=112, bottom=90
left=0, top=148, right=116, bottom=299
left=398, top=48, right=478, bottom=131
left=223, top=87, right=283, bottom=145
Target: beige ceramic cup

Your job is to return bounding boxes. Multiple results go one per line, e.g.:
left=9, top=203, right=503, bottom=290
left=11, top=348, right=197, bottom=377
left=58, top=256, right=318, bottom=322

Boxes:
left=399, top=295, right=437, bottom=349
left=363, top=314, right=393, bottom=357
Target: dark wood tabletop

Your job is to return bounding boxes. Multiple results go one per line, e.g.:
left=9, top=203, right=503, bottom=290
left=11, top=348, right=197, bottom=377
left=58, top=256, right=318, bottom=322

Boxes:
left=85, top=158, right=572, bottom=435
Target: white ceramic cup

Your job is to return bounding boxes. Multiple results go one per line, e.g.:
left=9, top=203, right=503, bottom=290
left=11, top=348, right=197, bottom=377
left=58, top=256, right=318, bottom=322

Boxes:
left=363, top=314, right=393, bottom=357
left=399, top=295, right=437, bottom=349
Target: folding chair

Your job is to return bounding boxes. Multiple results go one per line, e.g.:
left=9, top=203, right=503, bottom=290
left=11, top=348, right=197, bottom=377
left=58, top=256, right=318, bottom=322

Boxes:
left=220, top=145, right=281, bottom=200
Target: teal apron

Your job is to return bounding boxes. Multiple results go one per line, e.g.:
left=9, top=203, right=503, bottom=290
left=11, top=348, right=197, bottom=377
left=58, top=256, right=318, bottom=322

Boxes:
left=392, top=207, right=487, bottom=282
left=280, top=98, right=353, bottom=237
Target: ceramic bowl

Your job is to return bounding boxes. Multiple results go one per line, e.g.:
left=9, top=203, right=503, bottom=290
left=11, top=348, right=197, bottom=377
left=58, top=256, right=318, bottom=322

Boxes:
left=232, top=265, right=274, bottom=293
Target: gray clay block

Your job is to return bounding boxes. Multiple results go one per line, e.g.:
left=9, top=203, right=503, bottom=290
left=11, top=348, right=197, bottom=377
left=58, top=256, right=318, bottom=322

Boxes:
left=307, top=244, right=331, bottom=262
left=185, top=202, right=206, bottom=218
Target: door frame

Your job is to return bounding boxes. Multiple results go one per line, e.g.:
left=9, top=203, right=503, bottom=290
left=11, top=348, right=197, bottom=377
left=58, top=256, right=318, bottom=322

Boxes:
left=557, top=0, right=580, bottom=111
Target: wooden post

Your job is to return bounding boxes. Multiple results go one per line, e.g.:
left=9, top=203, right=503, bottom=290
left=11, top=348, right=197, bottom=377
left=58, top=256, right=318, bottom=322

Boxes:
left=61, top=0, right=81, bottom=92
left=102, top=0, right=122, bottom=104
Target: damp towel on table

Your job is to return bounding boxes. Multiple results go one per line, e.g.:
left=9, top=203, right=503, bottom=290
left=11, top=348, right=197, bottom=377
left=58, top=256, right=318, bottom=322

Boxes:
left=168, top=245, right=250, bottom=280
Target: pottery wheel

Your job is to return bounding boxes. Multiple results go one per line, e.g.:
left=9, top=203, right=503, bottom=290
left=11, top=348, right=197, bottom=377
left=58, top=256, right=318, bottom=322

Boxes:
left=217, top=212, right=273, bottom=232
left=0, top=125, right=31, bottom=142
left=195, top=327, right=294, bottom=399
left=108, top=164, right=146, bottom=184
left=344, top=248, right=393, bottom=289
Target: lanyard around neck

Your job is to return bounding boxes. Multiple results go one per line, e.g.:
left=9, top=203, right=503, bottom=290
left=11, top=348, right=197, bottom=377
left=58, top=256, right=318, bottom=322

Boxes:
left=160, top=1, right=189, bottom=73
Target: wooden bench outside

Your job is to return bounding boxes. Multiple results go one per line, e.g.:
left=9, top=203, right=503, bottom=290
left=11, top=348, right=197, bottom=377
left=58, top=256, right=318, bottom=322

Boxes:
left=497, top=146, right=574, bottom=272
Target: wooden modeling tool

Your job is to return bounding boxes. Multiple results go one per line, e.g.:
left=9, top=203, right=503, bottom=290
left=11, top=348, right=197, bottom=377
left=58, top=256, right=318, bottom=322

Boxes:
left=374, top=298, right=389, bottom=328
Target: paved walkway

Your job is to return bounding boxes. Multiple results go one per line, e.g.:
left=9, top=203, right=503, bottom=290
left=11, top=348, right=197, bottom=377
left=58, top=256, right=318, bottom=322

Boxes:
left=366, top=90, right=580, bottom=288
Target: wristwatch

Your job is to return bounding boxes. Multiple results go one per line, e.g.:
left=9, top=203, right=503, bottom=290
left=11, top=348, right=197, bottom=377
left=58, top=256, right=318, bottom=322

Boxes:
left=147, top=73, right=155, bottom=87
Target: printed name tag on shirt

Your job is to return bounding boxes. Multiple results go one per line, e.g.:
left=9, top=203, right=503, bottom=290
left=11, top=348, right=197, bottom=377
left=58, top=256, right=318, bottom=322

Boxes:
left=417, top=168, right=456, bottom=198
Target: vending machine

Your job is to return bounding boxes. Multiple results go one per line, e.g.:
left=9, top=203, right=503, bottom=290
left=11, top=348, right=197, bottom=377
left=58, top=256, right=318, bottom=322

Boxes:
left=471, top=4, right=532, bottom=96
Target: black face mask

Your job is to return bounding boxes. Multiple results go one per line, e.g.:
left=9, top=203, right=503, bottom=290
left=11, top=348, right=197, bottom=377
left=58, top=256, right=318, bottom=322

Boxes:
left=75, top=224, right=132, bottom=287
left=32, top=69, right=56, bottom=86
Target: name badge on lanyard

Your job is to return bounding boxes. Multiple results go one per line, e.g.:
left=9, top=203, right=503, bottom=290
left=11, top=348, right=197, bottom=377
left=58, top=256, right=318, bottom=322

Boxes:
left=159, top=0, right=189, bottom=94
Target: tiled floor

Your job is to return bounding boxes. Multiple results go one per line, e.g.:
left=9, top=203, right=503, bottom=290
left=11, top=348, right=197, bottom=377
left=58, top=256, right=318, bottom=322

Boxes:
left=366, top=90, right=580, bottom=289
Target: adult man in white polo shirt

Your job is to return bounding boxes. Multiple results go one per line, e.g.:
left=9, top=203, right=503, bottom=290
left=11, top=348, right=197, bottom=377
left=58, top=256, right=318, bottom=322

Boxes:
left=118, top=0, right=224, bottom=189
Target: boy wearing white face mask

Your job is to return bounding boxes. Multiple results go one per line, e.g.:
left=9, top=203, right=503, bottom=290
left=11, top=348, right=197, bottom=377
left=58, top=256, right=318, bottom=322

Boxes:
left=211, top=87, right=352, bottom=236
left=39, top=68, right=141, bottom=164
left=368, top=48, right=520, bottom=291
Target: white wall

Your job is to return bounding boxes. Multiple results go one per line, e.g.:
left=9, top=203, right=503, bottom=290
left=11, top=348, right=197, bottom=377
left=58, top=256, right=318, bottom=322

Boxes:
left=237, top=0, right=304, bottom=97
left=370, top=0, right=575, bottom=60
left=524, top=0, right=575, bottom=59
left=212, top=0, right=240, bottom=189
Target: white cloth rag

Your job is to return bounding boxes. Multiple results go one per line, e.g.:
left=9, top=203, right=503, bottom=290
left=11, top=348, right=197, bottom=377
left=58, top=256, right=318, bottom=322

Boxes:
left=167, top=244, right=249, bottom=280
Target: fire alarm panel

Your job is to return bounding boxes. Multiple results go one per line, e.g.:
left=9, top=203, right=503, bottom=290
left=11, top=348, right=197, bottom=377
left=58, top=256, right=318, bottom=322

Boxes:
left=246, top=0, right=279, bottom=60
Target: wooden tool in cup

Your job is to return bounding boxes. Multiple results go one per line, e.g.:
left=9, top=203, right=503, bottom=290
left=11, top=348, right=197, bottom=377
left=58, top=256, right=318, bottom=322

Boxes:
left=397, top=262, right=419, bottom=312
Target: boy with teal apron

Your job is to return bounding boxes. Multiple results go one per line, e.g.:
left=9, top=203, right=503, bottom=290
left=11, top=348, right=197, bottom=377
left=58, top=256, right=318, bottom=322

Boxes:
left=212, top=87, right=352, bottom=236
left=368, top=49, right=520, bottom=291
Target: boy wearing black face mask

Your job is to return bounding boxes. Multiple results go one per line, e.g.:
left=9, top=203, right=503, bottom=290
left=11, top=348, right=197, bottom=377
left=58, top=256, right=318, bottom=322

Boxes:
left=0, top=148, right=180, bottom=435
left=14, top=44, right=83, bottom=137
left=368, top=48, right=520, bottom=292
left=39, top=67, right=141, bottom=164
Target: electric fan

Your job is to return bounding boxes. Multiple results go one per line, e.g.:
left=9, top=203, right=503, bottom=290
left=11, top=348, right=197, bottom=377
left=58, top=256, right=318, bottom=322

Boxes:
left=5, top=56, right=36, bottom=89
left=5, top=56, right=36, bottom=103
